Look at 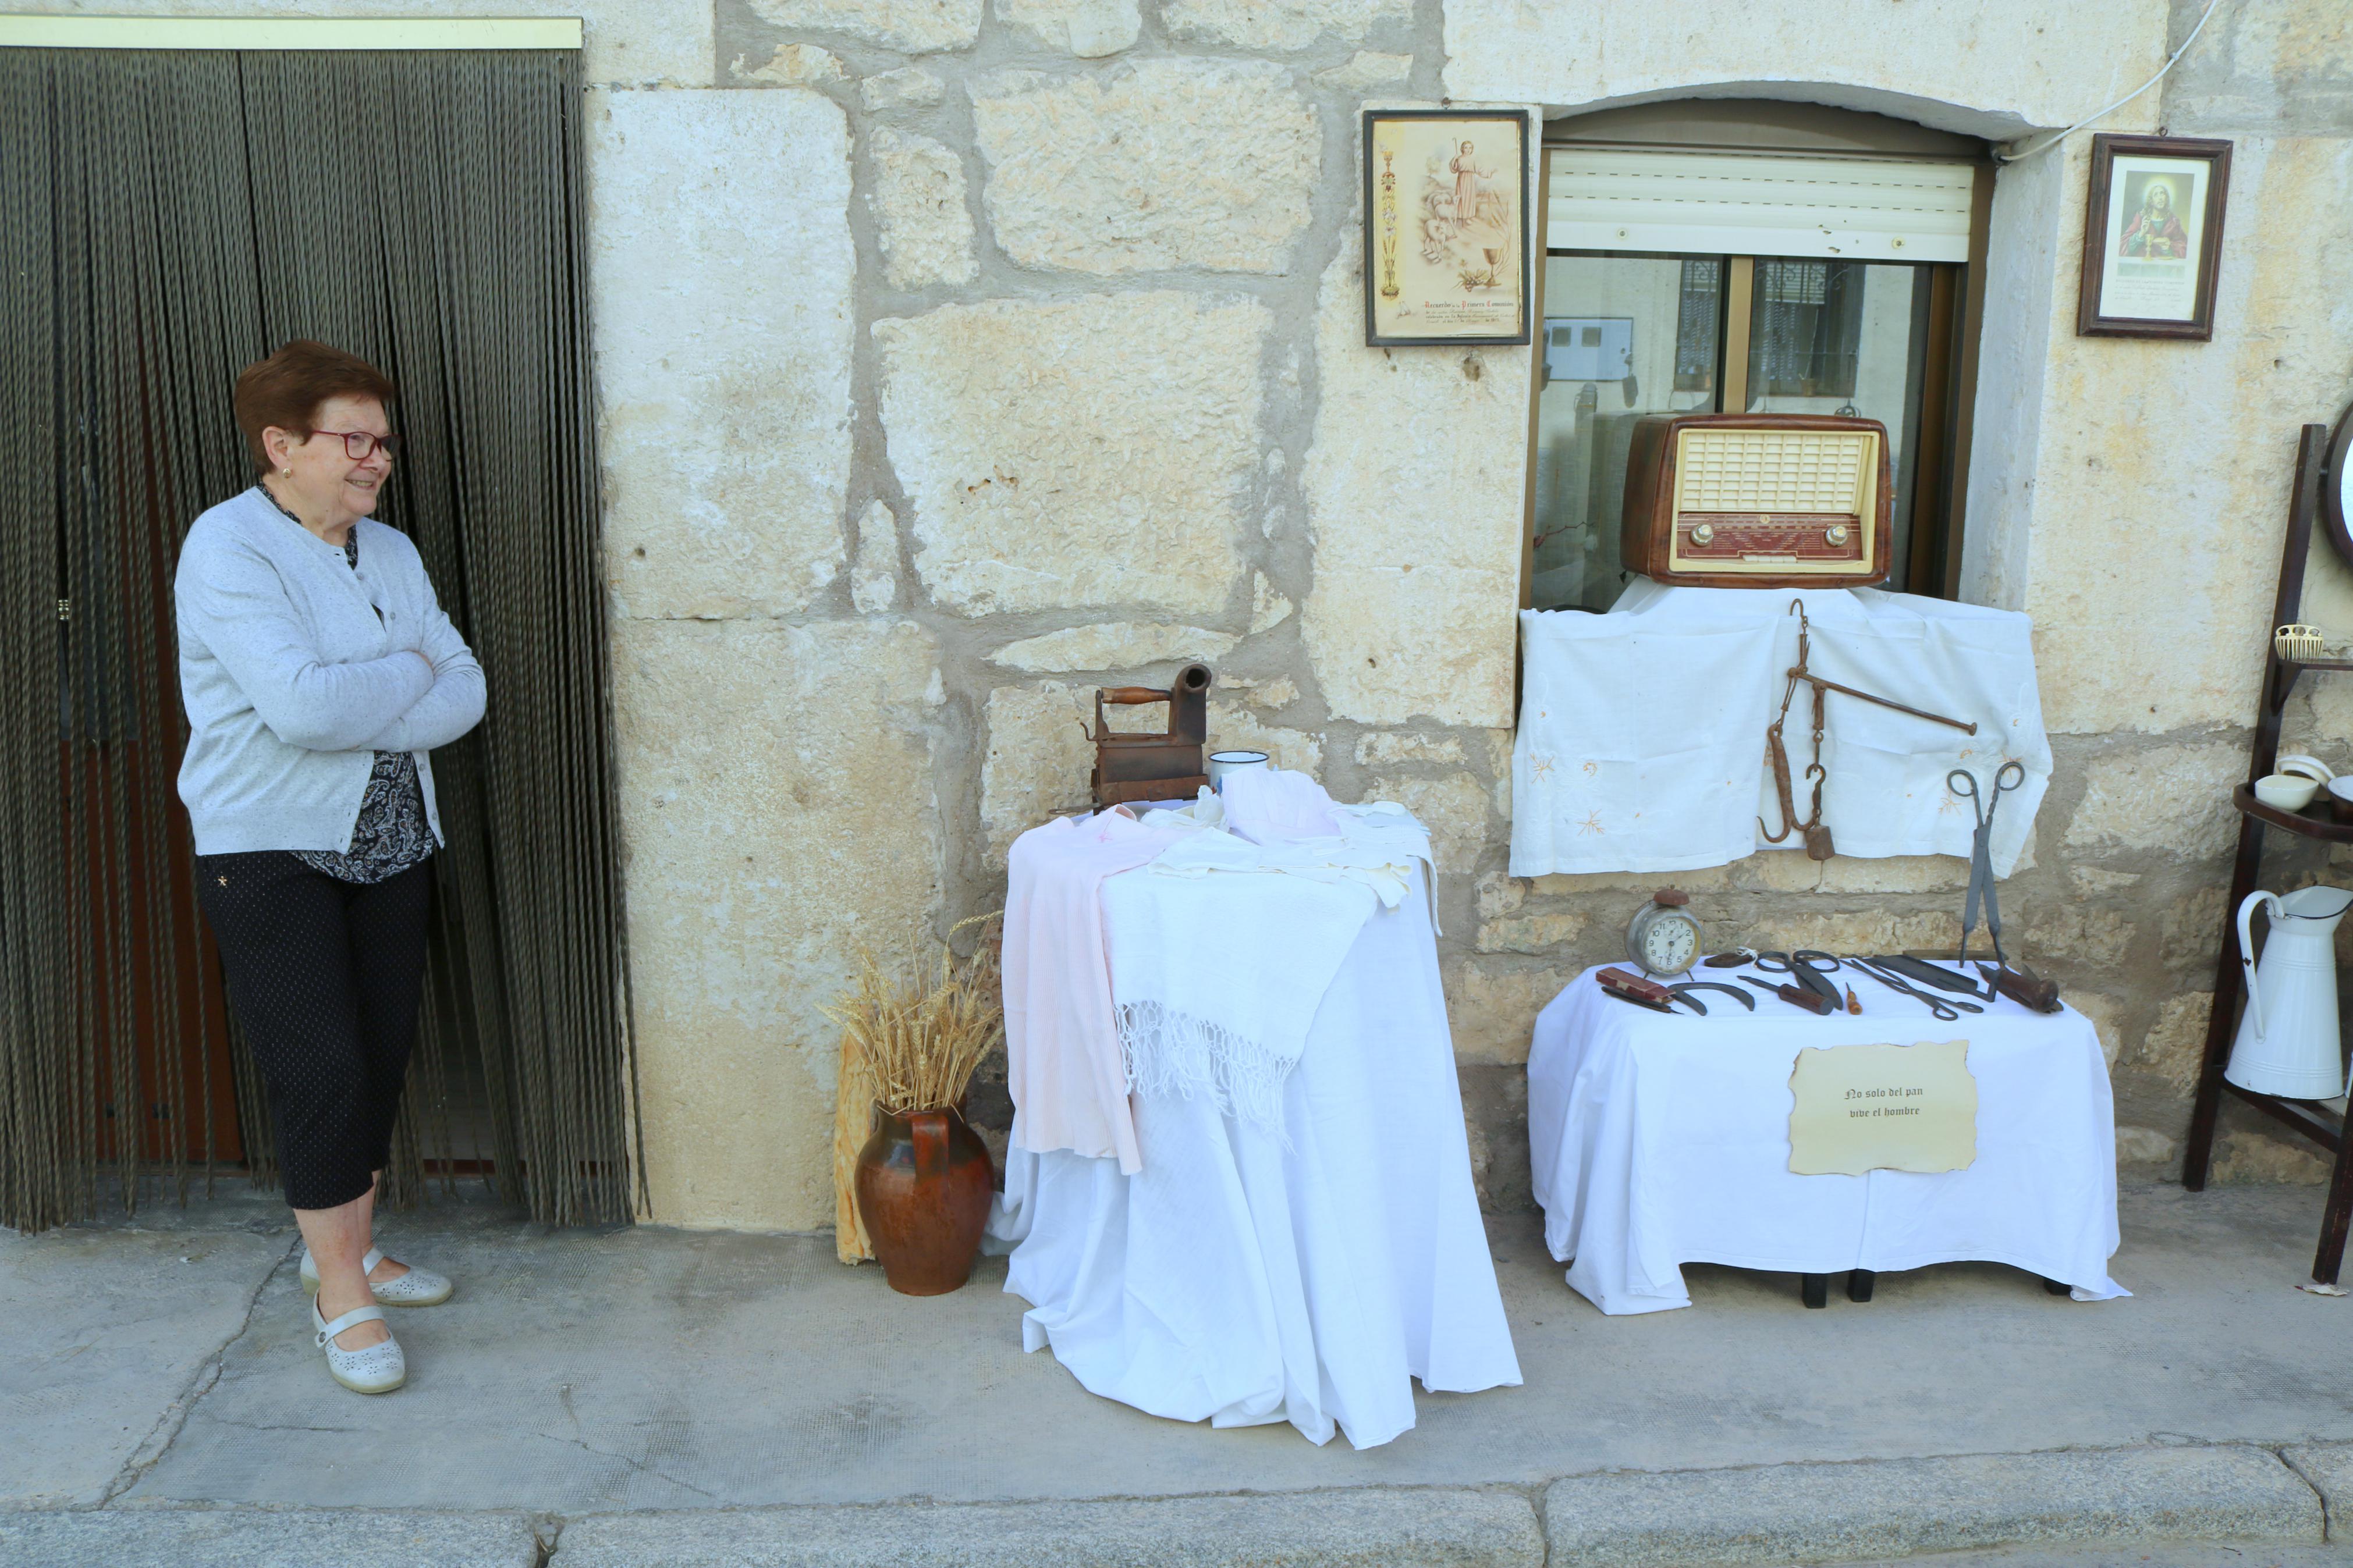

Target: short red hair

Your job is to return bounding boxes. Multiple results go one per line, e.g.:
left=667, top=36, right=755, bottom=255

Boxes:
left=232, top=340, right=396, bottom=474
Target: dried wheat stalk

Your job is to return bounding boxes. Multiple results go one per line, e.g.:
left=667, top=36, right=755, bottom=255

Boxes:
left=825, top=913, right=1004, bottom=1119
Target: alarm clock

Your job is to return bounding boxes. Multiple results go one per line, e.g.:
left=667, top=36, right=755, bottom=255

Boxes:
left=1626, top=888, right=1702, bottom=978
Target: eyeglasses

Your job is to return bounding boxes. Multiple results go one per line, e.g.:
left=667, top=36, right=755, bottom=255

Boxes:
left=312, top=429, right=403, bottom=461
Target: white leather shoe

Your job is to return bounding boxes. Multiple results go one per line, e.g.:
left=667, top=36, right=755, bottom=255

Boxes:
left=300, top=1246, right=453, bottom=1307
left=312, top=1300, right=406, bottom=1395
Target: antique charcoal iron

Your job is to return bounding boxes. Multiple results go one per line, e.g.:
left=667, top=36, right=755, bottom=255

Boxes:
left=1089, top=662, right=1212, bottom=808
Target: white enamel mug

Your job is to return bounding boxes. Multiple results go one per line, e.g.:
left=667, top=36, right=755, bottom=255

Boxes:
left=1207, top=750, right=1270, bottom=791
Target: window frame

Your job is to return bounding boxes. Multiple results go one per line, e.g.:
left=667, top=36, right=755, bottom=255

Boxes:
left=1520, top=106, right=1994, bottom=610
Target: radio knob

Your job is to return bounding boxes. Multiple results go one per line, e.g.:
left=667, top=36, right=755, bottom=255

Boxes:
left=1825, top=524, right=1850, bottom=546
left=1691, top=523, right=1714, bottom=546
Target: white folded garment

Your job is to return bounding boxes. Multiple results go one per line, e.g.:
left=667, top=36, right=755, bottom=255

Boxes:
left=1103, top=865, right=1378, bottom=1133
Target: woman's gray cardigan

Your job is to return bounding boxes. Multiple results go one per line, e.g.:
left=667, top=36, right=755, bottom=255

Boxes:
left=174, top=486, right=485, bottom=857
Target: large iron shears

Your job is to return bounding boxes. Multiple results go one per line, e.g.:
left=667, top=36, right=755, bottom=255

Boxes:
left=1949, top=761, right=2026, bottom=984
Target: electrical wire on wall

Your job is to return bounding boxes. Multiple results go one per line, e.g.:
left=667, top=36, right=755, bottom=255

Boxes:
left=1994, top=0, right=2226, bottom=163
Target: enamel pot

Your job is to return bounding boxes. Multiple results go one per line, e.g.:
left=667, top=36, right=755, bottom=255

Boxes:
left=854, top=1106, right=994, bottom=1296
left=2226, top=885, right=2353, bottom=1101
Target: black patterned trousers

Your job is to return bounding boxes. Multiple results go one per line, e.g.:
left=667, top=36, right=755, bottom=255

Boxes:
left=195, top=852, right=432, bottom=1211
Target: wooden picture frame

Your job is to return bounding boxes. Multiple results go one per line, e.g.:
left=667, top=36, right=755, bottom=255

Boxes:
left=2077, top=133, right=2231, bottom=340
left=1364, top=108, right=1532, bottom=347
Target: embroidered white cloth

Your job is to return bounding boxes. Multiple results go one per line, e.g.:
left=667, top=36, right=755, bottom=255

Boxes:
left=1527, top=968, right=2129, bottom=1315
left=1511, top=584, right=2052, bottom=877
left=990, top=864, right=1523, bottom=1449
left=1103, top=858, right=1378, bottom=1132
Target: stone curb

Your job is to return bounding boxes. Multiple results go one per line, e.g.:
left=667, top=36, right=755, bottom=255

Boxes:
left=1541, top=1443, right=2324, bottom=1567
left=552, top=1488, right=1546, bottom=1567
left=2286, top=1441, right=2353, bottom=1533
left=0, top=1506, right=547, bottom=1568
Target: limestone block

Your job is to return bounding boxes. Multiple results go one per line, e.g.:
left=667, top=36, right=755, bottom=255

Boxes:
left=1447, top=958, right=1574, bottom=1065
left=863, top=65, right=946, bottom=110
left=1816, top=855, right=1974, bottom=894
left=996, top=0, right=1138, bottom=56
left=1230, top=676, right=1299, bottom=709
left=1250, top=573, right=1295, bottom=634
left=1357, top=731, right=1468, bottom=767
left=1314, top=52, right=1414, bottom=92
left=1439, top=0, right=2159, bottom=132
left=1209, top=703, right=1322, bottom=777
left=2115, top=1125, right=2178, bottom=1165
left=992, top=623, right=1237, bottom=673
left=2162, top=887, right=2227, bottom=973
left=2214, top=1126, right=2331, bottom=1185
left=2135, top=991, right=2214, bottom=1094
left=744, top=0, right=981, bottom=51
left=981, top=684, right=1095, bottom=860
left=733, top=42, right=845, bottom=83
left=2068, top=991, right=2124, bottom=1066
left=1301, top=237, right=1525, bottom=727
left=1748, top=910, right=1962, bottom=957
left=1368, top=770, right=1490, bottom=873
left=2028, top=139, right=2353, bottom=736
left=2063, top=742, right=2245, bottom=857
left=852, top=500, right=899, bottom=613
left=971, top=60, right=1319, bottom=275
left=1477, top=869, right=1526, bottom=920
left=1476, top=910, right=1587, bottom=956
left=868, top=127, right=978, bottom=289
left=591, top=90, right=852, bottom=619
left=2023, top=905, right=2132, bottom=966
left=1163, top=0, right=1410, bottom=51
left=615, top=618, right=943, bottom=1231
left=876, top=293, right=1262, bottom=616
left=2072, top=865, right=2142, bottom=897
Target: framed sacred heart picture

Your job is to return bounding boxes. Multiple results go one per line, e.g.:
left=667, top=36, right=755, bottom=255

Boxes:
left=2077, top=133, right=2231, bottom=340
left=1364, top=109, right=1533, bottom=347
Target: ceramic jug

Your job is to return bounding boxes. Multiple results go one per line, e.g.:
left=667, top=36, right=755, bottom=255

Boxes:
left=2226, top=885, right=2353, bottom=1100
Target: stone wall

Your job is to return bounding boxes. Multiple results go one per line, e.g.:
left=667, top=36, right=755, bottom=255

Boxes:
left=24, top=0, right=2352, bottom=1223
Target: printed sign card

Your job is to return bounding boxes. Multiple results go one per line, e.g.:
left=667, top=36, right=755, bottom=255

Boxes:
left=1787, top=1040, right=1977, bottom=1176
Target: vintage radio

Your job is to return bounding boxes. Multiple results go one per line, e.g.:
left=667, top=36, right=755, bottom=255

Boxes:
left=1620, top=414, right=1892, bottom=589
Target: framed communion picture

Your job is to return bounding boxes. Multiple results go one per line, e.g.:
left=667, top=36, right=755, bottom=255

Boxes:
left=1364, top=109, right=1532, bottom=347
left=2077, top=133, right=2231, bottom=340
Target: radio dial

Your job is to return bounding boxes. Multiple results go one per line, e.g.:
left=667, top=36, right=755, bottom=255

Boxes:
left=1691, top=523, right=1714, bottom=546
left=1825, top=524, right=1850, bottom=547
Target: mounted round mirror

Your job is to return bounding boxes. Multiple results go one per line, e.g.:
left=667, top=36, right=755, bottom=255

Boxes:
left=2326, top=397, right=2353, bottom=570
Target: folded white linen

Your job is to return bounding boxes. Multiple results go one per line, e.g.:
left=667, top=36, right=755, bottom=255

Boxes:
left=1147, top=799, right=1436, bottom=917
left=1102, top=866, right=1378, bottom=1133
left=1220, top=765, right=1343, bottom=844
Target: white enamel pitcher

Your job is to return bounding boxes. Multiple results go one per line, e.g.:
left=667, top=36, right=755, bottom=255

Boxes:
left=2227, top=885, right=2353, bottom=1100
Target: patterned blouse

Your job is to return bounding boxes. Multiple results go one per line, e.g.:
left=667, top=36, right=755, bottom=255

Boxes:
left=262, top=487, right=436, bottom=885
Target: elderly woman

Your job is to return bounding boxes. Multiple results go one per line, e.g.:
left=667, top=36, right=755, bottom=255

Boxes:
left=177, top=340, right=485, bottom=1395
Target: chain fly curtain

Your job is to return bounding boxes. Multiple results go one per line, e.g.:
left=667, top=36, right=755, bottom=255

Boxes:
left=0, top=45, right=641, bottom=1231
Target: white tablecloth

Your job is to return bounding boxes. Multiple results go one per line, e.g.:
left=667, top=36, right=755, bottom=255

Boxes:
left=1512, top=584, right=2052, bottom=877
left=990, top=867, right=1523, bottom=1449
left=1528, top=969, right=2128, bottom=1315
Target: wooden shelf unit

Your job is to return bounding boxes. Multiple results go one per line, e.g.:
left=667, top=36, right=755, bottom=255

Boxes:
left=2181, top=423, right=2353, bottom=1289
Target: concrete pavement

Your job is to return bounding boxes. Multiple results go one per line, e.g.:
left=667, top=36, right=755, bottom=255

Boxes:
left=8, top=1180, right=2353, bottom=1564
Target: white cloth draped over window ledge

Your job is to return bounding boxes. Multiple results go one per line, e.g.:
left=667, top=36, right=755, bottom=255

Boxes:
left=1510, top=583, right=2051, bottom=878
